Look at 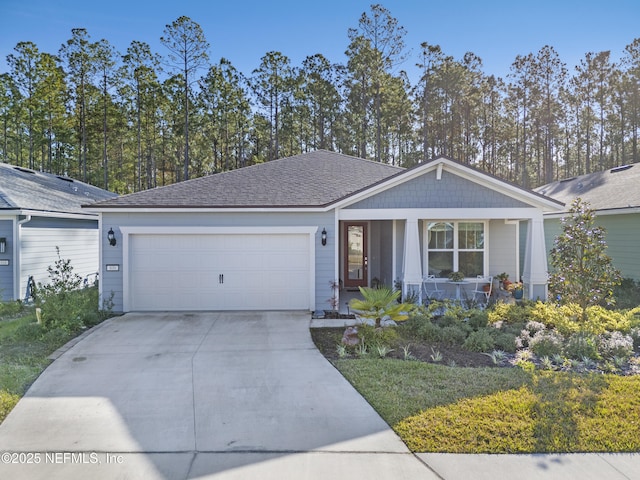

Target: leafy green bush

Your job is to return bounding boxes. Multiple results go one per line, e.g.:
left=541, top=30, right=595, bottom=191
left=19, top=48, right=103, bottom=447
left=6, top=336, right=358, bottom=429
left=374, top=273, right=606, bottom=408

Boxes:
left=416, top=320, right=443, bottom=343
left=614, top=278, right=640, bottom=309
left=357, top=324, right=399, bottom=349
left=490, top=330, right=517, bottom=353
left=35, top=249, right=112, bottom=333
left=0, top=300, right=24, bottom=318
left=440, top=325, right=468, bottom=346
left=597, top=331, right=634, bottom=360
left=529, top=331, right=564, bottom=358
left=463, top=329, right=494, bottom=352
left=564, top=332, right=600, bottom=361
left=0, top=390, right=20, bottom=423
left=468, top=310, right=488, bottom=330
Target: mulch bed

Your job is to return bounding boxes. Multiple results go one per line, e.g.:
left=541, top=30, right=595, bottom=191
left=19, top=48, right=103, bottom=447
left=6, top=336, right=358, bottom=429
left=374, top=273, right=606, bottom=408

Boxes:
left=310, top=327, right=496, bottom=367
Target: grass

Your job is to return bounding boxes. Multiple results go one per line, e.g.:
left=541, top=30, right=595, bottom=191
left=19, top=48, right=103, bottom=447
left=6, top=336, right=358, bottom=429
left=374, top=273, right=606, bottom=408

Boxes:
left=0, top=290, right=111, bottom=424
left=334, top=358, right=640, bottom=453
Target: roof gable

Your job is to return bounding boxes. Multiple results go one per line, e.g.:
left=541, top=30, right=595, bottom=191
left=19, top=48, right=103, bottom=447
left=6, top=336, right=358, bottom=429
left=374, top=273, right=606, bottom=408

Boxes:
left=0, top=163, right=116, bottom=215
left=338, top=156, right=563, bottom=212
left=536, top=163, right=640, bottom=213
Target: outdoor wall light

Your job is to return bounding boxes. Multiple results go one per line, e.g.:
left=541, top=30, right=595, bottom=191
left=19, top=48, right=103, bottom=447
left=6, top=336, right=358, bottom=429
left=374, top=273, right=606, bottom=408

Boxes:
left=0, top=238, right=6, bottom=254
left=321, top=228, right=327, bottom=246
left=107, top=228, right=117, bottom=247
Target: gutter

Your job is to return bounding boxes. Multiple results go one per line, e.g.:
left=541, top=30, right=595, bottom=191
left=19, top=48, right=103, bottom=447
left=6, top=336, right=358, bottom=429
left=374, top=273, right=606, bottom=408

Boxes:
left=13, top=215, right=31, bottom=300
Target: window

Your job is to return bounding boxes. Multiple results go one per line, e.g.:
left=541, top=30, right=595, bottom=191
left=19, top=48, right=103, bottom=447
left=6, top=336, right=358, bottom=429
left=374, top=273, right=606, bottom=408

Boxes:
left=426, top=221, right=485, bottom=278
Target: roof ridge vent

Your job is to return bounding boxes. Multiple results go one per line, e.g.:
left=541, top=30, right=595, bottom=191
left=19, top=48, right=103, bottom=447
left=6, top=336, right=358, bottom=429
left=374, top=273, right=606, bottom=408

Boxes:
left=56, top=175, right=74, bottom=182
left=560, top=176, right=576, bottom=183
left=610, top=164, right=633, bottom=173
left=14, top=166, right=36, bottom=174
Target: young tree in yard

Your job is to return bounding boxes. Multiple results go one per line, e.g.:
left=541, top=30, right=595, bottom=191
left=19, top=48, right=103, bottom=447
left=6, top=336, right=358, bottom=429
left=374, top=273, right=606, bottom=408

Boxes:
left=549, top=198, right=621, bottom=309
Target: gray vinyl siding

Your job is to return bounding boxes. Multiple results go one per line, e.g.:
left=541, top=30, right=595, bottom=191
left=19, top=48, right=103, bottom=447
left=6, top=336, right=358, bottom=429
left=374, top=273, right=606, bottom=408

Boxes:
left=346, top=169, right=530, bottom=209
left=100, top=210, right=336, bottom=312
left=544, top=213, right=640, bottom=281
left=0, top=219, right=13, bottom=301
left=489, top=220, right=518, bottom=281
left=20, top=223, right=99, bottom=299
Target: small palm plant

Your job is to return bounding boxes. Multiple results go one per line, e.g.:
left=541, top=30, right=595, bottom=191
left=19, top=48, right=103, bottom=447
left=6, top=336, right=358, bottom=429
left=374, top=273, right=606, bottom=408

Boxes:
left=349, top=286, right=413, bottom=328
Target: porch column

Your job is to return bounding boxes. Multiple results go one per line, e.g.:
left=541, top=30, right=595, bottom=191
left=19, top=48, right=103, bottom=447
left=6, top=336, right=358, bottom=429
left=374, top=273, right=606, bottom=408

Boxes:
left=522, top=213, right=548, bottom=300
left=402, top=216, right=423, bottom=302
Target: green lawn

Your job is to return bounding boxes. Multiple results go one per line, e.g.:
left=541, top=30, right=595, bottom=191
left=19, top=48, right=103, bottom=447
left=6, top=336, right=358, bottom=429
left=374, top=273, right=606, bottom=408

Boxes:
left=335, top=359, right=640, bottom=453
left=0, top=308, right=80, bottom=424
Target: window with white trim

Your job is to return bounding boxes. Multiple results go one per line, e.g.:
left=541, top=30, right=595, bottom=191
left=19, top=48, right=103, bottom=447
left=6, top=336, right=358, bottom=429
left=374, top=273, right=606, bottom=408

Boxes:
left=426, top=221, right=485, bottom=278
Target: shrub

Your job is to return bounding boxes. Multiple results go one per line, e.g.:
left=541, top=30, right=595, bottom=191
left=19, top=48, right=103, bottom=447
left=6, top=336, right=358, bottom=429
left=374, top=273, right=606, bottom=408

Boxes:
left=417, top=320, right=443, bottom=343
left=614, top=278, right=640, bottom=309
left=468, top=310, right=488, bottom=330
left=463, top=329, right=494, bottom=352
left=598, top=331, right=634, bottom=360
left=440, top=325, right=468, bottom=346
left=489, top=331, right=517, bottom=353
left=357, top=324, right=399, bottom=349
left=0, top=300, right=24, bottom=318
left=0, top=390, right=20, bottom=423
left=564, top=332, right=600, bottom=361
left=529, top=330, right=564, bottom=358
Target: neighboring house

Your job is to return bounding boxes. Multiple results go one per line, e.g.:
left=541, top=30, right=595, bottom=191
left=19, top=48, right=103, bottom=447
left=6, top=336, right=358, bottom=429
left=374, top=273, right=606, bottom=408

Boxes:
left=0, top=162, right=117, bottom=301
left=86, top=151, right=563, bottom=313
left=536, top=163, right=640, bottom=281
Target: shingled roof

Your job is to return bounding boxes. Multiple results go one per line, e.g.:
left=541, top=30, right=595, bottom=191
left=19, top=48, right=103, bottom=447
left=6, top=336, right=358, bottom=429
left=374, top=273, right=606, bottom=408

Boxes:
left=535, top=163, right=640, bottom=213
left=88, top=150, right=404, bottom=209
left=0, top=162, right=116, bottom=215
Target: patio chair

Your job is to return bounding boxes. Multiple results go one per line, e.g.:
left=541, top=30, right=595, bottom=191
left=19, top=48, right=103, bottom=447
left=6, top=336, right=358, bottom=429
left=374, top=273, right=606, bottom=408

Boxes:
left=472, top=275, right=493, bottom=305
left=422, top=274, right=445, bottom=302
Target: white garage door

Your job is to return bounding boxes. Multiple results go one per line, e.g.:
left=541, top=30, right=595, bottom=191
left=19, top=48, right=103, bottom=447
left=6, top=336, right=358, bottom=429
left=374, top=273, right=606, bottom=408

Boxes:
left=128, top=233, right=311, bottom=311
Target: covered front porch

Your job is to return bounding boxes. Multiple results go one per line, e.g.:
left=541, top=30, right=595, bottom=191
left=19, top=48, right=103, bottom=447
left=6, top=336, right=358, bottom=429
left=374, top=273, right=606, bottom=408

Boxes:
left=336, top=209, right=548, bottom=307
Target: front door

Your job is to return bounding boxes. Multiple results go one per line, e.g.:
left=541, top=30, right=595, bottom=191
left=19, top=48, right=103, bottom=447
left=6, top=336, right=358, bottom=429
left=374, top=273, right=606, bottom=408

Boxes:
left=344, top=222, right=368, bottom=288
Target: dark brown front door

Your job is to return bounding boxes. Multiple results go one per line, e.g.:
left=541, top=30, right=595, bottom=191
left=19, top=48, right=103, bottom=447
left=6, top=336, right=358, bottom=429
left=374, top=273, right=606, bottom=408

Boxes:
left=344, top=222, right=368, bottom=288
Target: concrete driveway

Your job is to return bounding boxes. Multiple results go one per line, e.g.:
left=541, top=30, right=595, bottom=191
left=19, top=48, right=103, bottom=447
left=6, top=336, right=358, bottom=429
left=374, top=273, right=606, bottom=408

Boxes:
left=0, top=312, right=432, bottom=479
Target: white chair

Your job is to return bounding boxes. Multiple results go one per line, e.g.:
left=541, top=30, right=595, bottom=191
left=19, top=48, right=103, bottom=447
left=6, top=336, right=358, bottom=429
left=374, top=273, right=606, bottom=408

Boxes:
left=473, top=275, right=493, bottom=305
left=422, top=274, right=445, bottom=301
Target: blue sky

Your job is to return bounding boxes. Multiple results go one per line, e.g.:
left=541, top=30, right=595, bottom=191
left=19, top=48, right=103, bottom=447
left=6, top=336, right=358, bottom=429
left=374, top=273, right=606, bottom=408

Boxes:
left=1, top=0, right=640, bottom=82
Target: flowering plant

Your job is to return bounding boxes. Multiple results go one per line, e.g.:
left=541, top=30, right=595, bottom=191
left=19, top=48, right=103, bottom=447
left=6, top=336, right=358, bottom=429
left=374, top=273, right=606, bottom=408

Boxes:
left=507, top=281, right=523, bottom=292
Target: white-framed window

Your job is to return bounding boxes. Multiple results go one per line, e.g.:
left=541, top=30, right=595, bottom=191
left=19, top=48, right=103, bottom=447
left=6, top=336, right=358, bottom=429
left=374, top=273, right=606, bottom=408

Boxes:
left=425, top=221, right=486, bottom=278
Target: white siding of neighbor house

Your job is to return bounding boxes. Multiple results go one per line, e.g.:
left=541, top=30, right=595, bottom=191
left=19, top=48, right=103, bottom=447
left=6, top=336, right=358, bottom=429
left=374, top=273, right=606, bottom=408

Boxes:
left=0, top=219, right=13, bottom=301
left=20, top=224, right=99, bottom=299
left=100, top=210, right=336, bottom=313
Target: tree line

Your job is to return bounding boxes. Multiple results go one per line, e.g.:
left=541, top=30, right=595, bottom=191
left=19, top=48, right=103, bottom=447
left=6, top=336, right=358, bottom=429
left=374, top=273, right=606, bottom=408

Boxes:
left=2, top=5, right=640, bottom=193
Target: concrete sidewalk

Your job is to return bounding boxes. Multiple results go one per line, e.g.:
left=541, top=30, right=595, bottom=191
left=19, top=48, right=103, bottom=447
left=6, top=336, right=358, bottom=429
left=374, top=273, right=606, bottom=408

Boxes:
left=0, top=311, right=638, bottom=479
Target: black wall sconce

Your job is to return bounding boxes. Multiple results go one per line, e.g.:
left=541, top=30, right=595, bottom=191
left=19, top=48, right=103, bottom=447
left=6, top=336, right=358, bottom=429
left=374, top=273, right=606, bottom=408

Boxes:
left=321, top=228, right=327, bottom=246
left=107, top=228, right=117, bottom=247
left=0, top=237, right=6, bottom=254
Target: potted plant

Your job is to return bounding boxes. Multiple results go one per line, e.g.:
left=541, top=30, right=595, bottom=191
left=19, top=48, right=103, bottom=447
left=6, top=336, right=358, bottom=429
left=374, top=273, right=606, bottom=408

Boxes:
left=507, top=281, right=524, bottom=299
left=496, top=272, right=510, bottom=289
left=448, top=271, right=465, bottom=282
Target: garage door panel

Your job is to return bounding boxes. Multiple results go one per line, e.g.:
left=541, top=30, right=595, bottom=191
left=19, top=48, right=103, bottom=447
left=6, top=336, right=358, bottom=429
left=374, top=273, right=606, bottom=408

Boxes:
left=129, top=233, right=311, bottom=311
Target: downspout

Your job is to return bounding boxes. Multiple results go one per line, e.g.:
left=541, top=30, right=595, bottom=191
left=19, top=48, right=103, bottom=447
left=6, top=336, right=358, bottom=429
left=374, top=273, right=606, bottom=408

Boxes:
left=15, top=214, right=32, bottom=300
